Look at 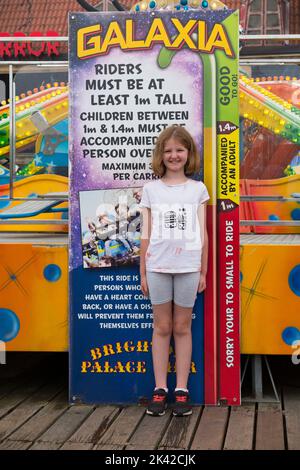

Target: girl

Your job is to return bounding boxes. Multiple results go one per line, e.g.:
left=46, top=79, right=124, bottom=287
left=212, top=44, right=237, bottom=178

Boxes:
left=140, top=125, right=209, bottom=417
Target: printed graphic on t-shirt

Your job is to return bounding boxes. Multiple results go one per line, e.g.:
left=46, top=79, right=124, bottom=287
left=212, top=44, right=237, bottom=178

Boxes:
left=164, top=211, right=177, bottom=229
left=178, top=208, right=187, bottom=230
left=164, top=208, right=187, bottom=231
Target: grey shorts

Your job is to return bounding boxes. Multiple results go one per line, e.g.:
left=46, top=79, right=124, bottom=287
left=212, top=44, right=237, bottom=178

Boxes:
left=146, top=271, right=200, bottom=308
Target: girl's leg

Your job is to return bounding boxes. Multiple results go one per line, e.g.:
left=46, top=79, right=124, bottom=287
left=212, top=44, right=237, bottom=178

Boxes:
left=151, top=301, right=173, bottom=389
left=146, top=272, right=173, bottom=390
left=172, top=272, right=200, bottom=389
left=173, top=304, right=193, bottom=389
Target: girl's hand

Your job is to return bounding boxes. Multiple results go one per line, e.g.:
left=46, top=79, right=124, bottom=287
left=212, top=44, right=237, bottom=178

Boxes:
left=198, top=273, right=206, bottom=293
left=140, top=274, right=149, bottom=298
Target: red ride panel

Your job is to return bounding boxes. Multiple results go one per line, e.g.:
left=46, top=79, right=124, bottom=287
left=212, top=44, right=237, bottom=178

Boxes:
left=218, top=206, right=240, bottom=405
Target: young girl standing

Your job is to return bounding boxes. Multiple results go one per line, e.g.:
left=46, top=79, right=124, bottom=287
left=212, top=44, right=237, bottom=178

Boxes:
left=140, top=125, right=209, bottom=417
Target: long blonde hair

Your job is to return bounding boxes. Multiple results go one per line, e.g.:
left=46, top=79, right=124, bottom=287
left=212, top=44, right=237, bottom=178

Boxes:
left=152, top=125, right=200, bottom=177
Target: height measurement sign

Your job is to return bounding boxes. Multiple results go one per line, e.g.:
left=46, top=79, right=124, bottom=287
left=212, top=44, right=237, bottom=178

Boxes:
left=69, top=10, right=240, bottom=405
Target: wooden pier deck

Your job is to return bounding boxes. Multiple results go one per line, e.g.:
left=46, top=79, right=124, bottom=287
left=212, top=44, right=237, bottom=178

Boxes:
left=0, top=353, right=299, bottom=451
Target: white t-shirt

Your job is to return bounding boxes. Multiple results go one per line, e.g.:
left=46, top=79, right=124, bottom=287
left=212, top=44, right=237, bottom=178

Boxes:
left=140, top=179, right=209, bottom=273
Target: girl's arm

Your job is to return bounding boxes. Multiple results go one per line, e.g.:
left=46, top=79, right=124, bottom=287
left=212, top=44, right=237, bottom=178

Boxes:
left=140, top=207, right=151, bottom=297
left=197, top=202, right=208, bottom=292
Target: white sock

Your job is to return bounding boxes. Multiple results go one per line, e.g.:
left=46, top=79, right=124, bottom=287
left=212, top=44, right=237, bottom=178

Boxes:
left=175, top=388, right=189, bottom=393
left=155, top=387, right=168, bottom=393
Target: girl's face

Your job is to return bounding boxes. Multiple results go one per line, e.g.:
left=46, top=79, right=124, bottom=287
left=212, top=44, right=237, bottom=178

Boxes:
left=162, top=137, right=189, bottom=174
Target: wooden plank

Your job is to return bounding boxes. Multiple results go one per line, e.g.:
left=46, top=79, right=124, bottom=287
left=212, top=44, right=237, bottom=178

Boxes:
left=36, top=404, right=94, bottom=444
left=283, top=387, right=300, bottom=450
left=0, top=377, right=46, bottom=419
left=159, top=407, right=202, bottom=450
left=67, top=406, right=120, bottom=444
left=255, top=403, right=285, bottom=450
left=0, top=439, right=32, bottom=450
left=0, top=382, right=63, bottom=442
left=126, top=410, right=172, bottom=450
left=8, top=390, right=69, bottom=442
left=29, top=442, right=61, bottom=450
left=60, top=442, right=94, bottom=450
left=223, top=405, right=255, bottom=450
left=96, top=444, right=124, bottom=450
left=0, top=377, right=25, bottom=401
left=95, top=406, right=145, bottom=449
left=190, top=406, right=229, bottom=450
